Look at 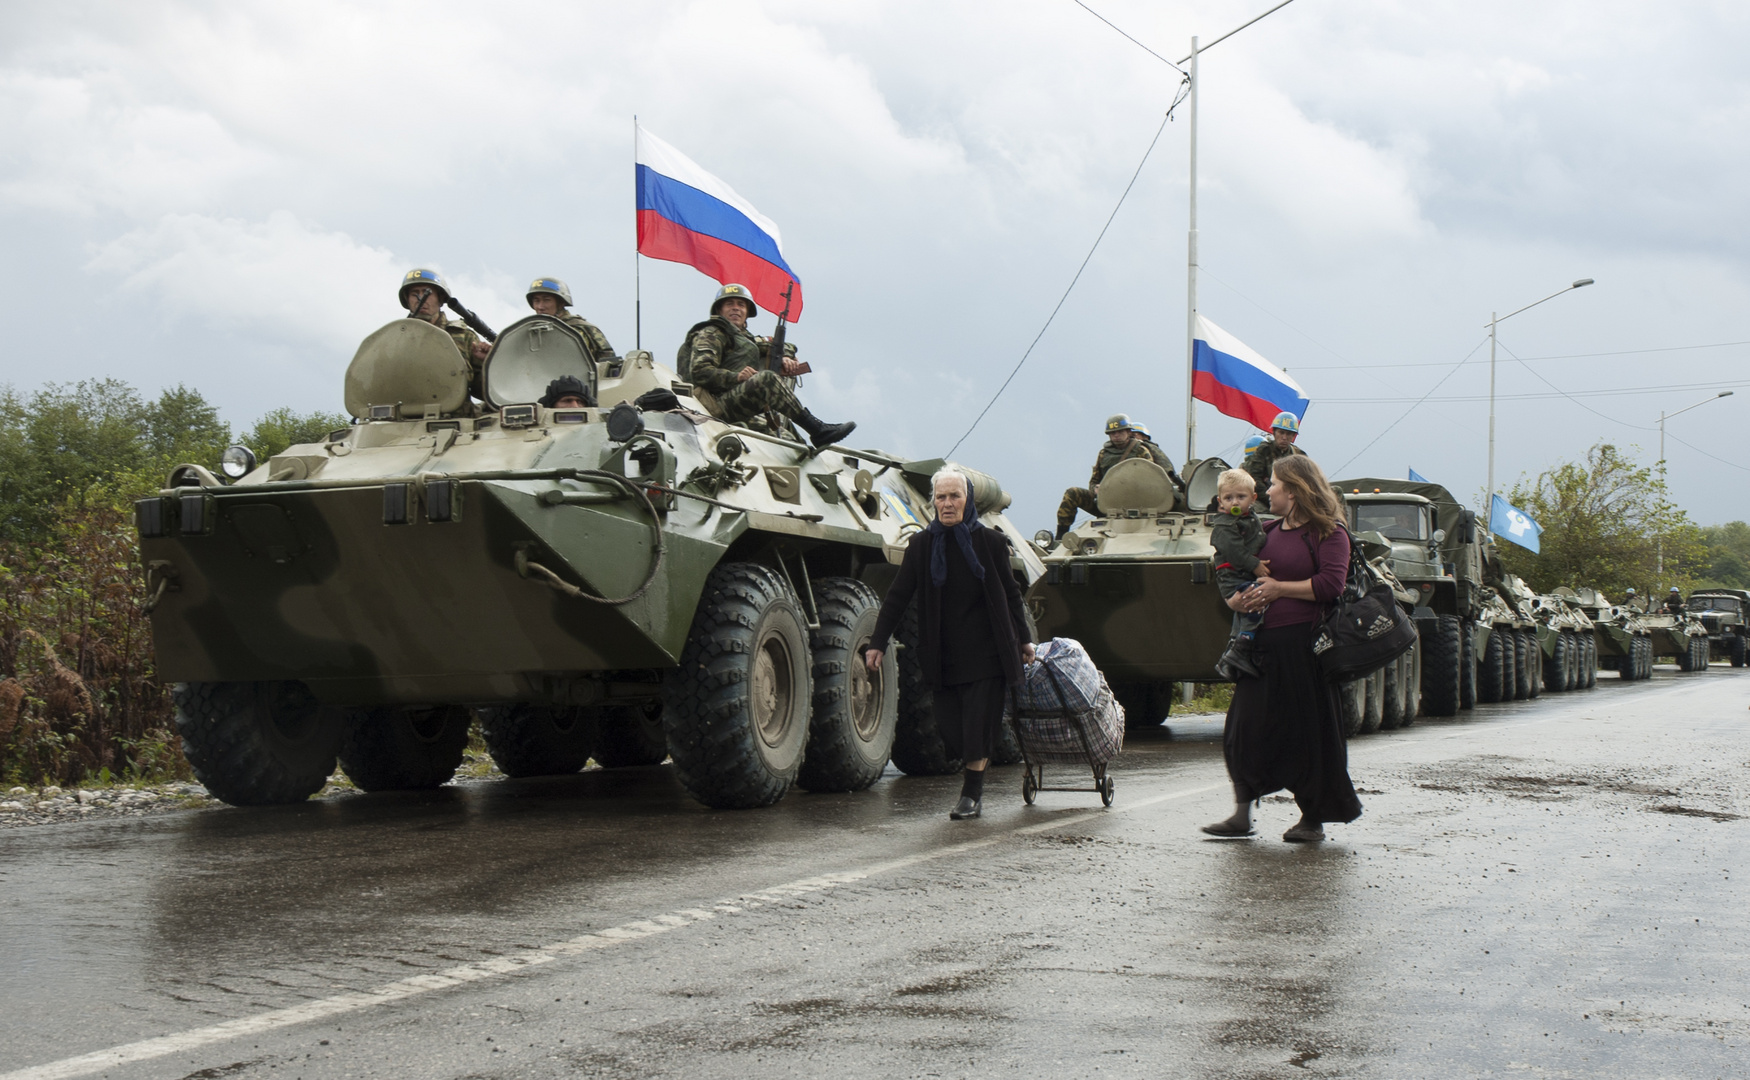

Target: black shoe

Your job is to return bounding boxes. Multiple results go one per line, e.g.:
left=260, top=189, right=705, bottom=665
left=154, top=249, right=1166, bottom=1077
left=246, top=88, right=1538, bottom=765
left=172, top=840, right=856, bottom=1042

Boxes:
left=1054, top=525, right=1069, bottom=543
left=949, top=796, right=982, bottom=820
left=796, top=409, right=856, bottom=448
left=1215, top=639, right=1262, bottom=680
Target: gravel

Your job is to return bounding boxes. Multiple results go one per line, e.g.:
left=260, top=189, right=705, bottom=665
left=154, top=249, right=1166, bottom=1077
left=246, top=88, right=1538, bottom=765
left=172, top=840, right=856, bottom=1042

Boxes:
left=0, top=781, right=217, bottom=828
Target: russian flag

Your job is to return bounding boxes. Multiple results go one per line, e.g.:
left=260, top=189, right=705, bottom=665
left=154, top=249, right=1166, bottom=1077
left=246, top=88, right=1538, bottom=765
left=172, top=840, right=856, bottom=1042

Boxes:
left=1191, top=314, right=1309, bottom=431
left=635, top=123, right=803, bottom=320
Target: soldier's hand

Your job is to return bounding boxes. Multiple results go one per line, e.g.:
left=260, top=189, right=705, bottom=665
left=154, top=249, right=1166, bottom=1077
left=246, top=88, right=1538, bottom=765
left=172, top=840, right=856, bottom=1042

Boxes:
left=1090, top=484, right=1099, bottom=496
left=864, top=647, right=884, bottom=674
left=471, top=341, right=491, bottom=362
left=780, top=358, right=803, bottom=377
left=737, top=366, right=757, bottom=383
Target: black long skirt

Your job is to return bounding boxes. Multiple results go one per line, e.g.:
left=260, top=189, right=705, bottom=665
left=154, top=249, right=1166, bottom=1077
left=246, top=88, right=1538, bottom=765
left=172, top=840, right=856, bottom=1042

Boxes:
left=1223, top=621, right=1363, bottom=824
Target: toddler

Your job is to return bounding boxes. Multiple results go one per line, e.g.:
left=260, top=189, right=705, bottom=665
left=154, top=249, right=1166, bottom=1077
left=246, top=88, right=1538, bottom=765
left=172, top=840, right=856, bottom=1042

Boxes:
left=1212, top=468, right=1269, bottom=679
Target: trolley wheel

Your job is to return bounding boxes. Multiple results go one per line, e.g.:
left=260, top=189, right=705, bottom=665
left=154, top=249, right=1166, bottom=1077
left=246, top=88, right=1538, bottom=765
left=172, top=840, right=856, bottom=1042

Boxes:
left=1022, top=770, right=1038, bottom=805
left=1100, top=775, right=1115, bottom=807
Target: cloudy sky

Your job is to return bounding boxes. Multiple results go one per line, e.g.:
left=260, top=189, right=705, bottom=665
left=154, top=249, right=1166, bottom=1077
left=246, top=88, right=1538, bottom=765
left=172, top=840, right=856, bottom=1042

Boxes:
left=4, top=0, right=1749, bottom=532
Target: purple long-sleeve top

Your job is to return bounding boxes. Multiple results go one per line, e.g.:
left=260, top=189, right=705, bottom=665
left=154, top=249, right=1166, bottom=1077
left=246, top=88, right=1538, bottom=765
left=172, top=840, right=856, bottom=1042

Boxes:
left=1257, top=520, right=1351, bottom=628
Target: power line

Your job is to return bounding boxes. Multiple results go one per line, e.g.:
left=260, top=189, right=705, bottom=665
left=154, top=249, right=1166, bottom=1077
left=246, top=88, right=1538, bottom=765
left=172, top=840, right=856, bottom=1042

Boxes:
left=1330, top=336, right=1488, bottom=475
left=945, top=93, right=1185, bottom=458
left=1072, top=1, right=1186, bottom=73
left=1493, top=341, right=1656, bottom=431
left=1320, top=378, right=1750, bottom=405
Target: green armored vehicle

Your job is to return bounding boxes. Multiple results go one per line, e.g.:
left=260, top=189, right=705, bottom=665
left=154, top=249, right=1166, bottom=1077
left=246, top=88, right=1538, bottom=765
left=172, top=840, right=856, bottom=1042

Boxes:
left=138, top=315, right=1042, bottom=808
left=1558, top=587, right=1651, bottom=681
left=1475, top=536, right=1545, bottom=703
left=1686, top=588, right=1750, bottom=667
left=1637, top=604, right=1711, bottom=671
left=1026, top=456, right=1236, bottom=729
left=1500, top=575, right=1596, bottom=692
left=1336, top=479, right=1485, bottom=717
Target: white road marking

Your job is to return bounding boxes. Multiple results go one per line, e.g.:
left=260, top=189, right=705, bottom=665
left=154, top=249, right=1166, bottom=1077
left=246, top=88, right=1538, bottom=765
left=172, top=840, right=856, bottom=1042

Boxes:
left=0, top=780, right=1225, bottom=1080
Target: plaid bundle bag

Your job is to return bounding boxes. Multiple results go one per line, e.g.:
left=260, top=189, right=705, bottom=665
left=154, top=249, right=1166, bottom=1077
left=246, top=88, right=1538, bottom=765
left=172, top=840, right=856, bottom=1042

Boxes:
left=1011, top=638, right=1103, bottom=713
left=1005, top=653, right=1126, bottom=765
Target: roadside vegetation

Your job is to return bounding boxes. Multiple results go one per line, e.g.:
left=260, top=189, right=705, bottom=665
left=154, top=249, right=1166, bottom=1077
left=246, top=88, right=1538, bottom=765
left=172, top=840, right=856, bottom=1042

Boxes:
left=0, top=383, right=1745, bottom=790
left=0, top=380, right=343, bottom=787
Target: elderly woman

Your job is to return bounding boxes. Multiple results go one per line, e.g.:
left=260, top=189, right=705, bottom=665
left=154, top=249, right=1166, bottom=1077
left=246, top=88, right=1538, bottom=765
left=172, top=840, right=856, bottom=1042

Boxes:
left=1203, top=454, right=1363, bottom=843
left=865, top=466, right=1035, bottom=819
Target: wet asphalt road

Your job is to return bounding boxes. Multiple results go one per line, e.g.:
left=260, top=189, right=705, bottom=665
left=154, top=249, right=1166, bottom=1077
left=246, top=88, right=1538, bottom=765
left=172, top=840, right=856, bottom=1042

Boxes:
left=1, top=669, right=1746, bottom=1080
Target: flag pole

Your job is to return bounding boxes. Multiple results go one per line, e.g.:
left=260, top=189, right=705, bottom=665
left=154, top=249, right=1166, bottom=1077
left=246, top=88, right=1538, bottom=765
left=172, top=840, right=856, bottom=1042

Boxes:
left=640, top=112, right=647, bottom=350
left=1184, top=35, right=1199, bottom=465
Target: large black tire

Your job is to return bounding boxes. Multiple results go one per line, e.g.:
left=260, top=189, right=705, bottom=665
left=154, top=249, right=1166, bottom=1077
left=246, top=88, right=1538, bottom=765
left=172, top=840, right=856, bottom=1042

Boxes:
left=1518, top=630, right=1538, bottom=699
left=1543, top=631, right=1571, bottom=692
left=1338, top=677, right=1365, bottom=737
left=1504, top=630, right=1524, bottom=700
left=1695, top=636, right=1712, bottom=671
left=1583, top=636, right=1598, bottom=688
left=663, top=562, right=812, bottom=808
left=889, top=603, right=960, bottom=776
left=1114, top=680, right=1175, bottom=732
left=338, top=704, right=472, bottom=791
left=1731, top=634, right=1746, bottom=668
left=1478, top=628, right=1507, bottom=704
left=1459, top=620, right=1478, bottom=709
left=1640, top=636, right=1655, bottom=679
left=477, top=704, right=597, bottom=778
left=1420, top=616, right=1462, bottom=717
left=1399, top=637, right=1422, bottom=726
left=174, top=681, right=343, bottom=806
left=798, top=578, right=898, bottom=792
left=1360, top=667, right=1385, bottom=735
left=1676, top=636, right=1695, bottom=672
left=1380, top=650, right=1406, bottom=730
left=594, top=702, right=670, bottom=767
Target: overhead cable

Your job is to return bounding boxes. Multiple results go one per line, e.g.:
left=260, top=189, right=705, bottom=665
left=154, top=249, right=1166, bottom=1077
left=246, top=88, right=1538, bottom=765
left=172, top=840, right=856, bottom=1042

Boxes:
left=1293, top=338, right=1750, bottom=371
left=1072, top=1, right=1186, bottom=74
left=1330, top=337, right=1487, bottom=475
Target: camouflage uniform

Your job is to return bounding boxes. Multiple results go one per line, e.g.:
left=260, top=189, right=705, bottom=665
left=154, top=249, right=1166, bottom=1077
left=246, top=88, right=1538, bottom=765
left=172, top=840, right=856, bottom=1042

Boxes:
left=431, top=313, right=486, bottom=401
left=1056, top=437, right=1175, bottom=533
left=1245, top=439, right=1305, bottom=501
left=683, top=319, right=803, bottom=435
left=561, top=314, right=614, bottom=359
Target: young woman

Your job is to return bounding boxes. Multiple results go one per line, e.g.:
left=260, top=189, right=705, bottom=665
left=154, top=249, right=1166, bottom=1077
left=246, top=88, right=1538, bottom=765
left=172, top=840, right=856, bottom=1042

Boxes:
left=1202, top=455, right=1363, bottom=842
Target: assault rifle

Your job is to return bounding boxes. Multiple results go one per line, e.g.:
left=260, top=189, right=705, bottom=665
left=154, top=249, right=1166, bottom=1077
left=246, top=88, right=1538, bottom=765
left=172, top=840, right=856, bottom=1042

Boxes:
left=763, top=281, right=810, bottom=375
left=402, top=286, right=497, bottom=342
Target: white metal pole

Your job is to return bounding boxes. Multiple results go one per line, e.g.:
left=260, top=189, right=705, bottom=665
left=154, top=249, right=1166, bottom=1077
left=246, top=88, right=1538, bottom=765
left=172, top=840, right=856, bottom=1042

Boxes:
left=1486, top=312, right=1497, bottom=515
left=1658, top=410, right=1666, bottom=576
left=1185, top=36, right=1199, bottom=466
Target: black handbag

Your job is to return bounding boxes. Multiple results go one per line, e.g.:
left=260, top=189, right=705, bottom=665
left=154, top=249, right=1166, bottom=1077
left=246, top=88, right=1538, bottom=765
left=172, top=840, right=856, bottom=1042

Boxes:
left=1303, top=525, right=1418, bottom=682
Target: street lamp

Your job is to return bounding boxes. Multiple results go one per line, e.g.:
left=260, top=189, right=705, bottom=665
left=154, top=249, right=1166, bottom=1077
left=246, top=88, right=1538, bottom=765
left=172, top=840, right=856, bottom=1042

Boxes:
left=1656, top=389, right=1733, bottom=575
left=1486, top=278, right=1594, bottom=511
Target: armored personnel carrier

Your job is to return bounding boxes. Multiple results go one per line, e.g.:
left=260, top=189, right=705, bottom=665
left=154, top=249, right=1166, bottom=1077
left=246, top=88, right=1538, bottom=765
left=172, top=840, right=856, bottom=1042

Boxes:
left=137, top=314, right=1042, bottom=808
left=1474, top=536, right=1544, bottom=704
left=1026, top=456, right=1235, bottom=729
left=1637, top=606, right=1711, bottom=671
left=1336, top=479, right=1485, bottom=717
left=1557, top=587, right=1650, bottom=681
left=1500, top=575, right=1595, bottom=692
left=1686, top=588, right=1749, bottom=667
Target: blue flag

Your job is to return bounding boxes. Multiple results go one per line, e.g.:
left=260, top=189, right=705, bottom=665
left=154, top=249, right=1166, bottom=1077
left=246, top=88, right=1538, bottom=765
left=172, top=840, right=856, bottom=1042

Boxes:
left=1408, top=467, right=1428, bottom=483
left=1490, top=495, right=1542, bottom=553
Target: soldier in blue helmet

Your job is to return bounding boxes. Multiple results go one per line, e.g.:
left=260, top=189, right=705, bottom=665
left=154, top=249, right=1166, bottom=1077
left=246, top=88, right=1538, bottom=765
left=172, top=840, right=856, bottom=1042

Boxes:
left=526, top=277, right=615, bottom=359
left=1054, top=414, right=1175, bottom=542
left=399, top=268, right=492, bottom=400
left=1244, top=411, right=1306, bottom=508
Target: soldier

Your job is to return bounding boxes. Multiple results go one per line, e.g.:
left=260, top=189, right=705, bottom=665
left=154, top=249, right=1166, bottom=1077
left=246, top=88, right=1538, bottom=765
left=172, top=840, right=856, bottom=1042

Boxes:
left=399, top=268, right=492, bottom=400
left=526, top=277, right=615, bottom=359
left=1055, top=414, right=1176, bottom=541
left=540, top=375, right=588, bottom=409
left=680, top=283, right=855, bottom=448
left=1664, top=586, right=1686, bottom=615
left=1245, top=412, right=1306, bottom=508
left=1623, top=588, right=1644, bottom=613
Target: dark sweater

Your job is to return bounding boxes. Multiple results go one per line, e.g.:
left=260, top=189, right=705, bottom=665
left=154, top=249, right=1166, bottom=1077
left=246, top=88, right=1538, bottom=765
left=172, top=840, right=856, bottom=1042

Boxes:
left=869, top=526, right=1032, bottom=689
left=1257, top=520, right=1351, bottom=629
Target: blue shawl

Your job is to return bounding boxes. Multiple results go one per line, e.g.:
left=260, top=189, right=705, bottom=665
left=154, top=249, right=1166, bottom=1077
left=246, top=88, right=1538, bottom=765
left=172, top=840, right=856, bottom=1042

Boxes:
left=927, top=478, right=985, bottom=587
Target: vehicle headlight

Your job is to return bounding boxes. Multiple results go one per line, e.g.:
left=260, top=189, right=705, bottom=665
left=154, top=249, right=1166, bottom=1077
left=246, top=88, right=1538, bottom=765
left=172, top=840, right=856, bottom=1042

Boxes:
left=220, top=444, right=258, bottom=479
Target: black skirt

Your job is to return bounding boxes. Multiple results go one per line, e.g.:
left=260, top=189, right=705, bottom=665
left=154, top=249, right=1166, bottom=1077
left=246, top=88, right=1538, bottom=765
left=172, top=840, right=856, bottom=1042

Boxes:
left=1223, top=621, right=1363, bottom=824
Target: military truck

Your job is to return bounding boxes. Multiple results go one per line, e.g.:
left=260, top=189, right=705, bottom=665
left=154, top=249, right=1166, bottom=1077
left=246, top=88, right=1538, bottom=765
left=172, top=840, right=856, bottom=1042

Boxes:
left=1336, top=479, right=1485, bottom=717
left=1025, top=456, right=1233, bottom=730
left=1686, top=588, right=1750, bottom=667
left=1558, top=587, right=1651, bottom=681
left=137, top=314, right=1042, bottom=808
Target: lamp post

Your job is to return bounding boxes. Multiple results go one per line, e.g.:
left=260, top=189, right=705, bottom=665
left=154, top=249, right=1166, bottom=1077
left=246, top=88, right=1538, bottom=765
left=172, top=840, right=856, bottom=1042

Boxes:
left=1486, top=278, right=1594, bottom=512
left=1656, top=390, right=1733, bottom=576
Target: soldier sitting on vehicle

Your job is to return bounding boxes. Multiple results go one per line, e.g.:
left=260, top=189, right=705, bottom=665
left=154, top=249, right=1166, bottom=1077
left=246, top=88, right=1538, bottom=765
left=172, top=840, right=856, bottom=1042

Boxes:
left=1246, top=412, right=1306, bottom=509
left=399, top=268, right=492, bottom=401
left=526, top=277, right=615, bottom=359
left=1665, top=587, right=1686, bottom=615
left=1624, top=588, right=1645, bottom=613
left=679, top=284, right=856, bottom=448
left=1055, top=414, right=1177, bottom=542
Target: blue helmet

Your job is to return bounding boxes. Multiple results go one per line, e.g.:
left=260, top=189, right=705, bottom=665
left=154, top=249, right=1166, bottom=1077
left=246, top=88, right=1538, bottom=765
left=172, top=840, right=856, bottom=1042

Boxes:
left=399, top=267, right=450, bottom=306
left=527, top=276, right=573, bottom=308
left=1271, top=411, right=1301, bottom=434
left=1243, top=435, right=1266, bottom=456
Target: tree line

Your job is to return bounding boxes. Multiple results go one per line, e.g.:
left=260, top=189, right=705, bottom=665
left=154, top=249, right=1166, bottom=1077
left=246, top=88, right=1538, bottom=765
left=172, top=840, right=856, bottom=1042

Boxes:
left=0, top=380, right=344, bottom=786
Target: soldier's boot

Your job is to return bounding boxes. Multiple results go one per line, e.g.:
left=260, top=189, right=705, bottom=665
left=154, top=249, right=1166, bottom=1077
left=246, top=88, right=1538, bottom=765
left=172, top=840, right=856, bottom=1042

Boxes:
left=796, top=408, right=856, bottom=448
left=1054, top=520, right=1071, bottom=543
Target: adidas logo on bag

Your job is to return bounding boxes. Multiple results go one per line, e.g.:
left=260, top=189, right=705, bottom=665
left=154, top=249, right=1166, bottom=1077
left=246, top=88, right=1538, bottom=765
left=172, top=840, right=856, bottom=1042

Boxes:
left=1311, top=631, right=1333, bottom=655
left=1366, top=614, right=1395, bottom=639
